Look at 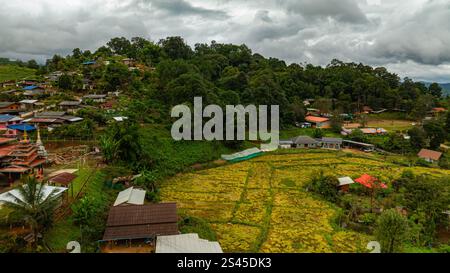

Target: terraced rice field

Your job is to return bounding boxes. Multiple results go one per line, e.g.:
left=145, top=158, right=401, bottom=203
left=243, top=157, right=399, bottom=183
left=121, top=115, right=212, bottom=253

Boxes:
left=160, top=150, right=450, bottom=253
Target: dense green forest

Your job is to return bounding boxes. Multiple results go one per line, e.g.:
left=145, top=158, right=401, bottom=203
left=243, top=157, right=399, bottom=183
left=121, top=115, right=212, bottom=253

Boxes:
left=37, top=36, right=448, bottom=127
left=27, top=36, right=450, bottom=171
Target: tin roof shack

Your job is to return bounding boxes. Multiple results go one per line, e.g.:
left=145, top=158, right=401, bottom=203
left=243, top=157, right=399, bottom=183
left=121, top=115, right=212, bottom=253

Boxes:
left=417, top=149, right=442, bottom=163
left=156, top=233, right=223, bottom=253
left=58, top=101, right=82, bottom=114
left=337, top=176, right=355, bottom=192
left=305, top=115, right=330, bottom=128
left=48, top=172, right=77, bottom=187
left=102, top=203, right=178, bottom=252
left=113, top=187, right=146, bottom=206
left=0, top=102, right=20, bottom=114
left=278, top=140, right=294, bottom=149
left=321, top=137, right=343, bottom=150
left=1, top=80, right=17, bottom=89
left=291, top=136, right=319, bottom=148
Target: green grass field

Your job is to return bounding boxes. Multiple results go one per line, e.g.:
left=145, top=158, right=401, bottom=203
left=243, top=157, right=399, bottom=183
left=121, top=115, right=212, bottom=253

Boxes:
left=0, top=65, right=37, bottom=82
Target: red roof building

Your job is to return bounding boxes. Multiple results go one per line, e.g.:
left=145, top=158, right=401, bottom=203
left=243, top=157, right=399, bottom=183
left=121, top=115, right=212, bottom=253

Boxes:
left=418, top=149, right=442, bottom=163
left=355, top=174, right=387, bottom=189
left=305, top=116, right=330, bottom=128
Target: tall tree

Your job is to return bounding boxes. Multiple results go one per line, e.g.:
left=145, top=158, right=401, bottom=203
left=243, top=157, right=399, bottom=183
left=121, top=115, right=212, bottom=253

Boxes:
left=3, top=176, right=59, bottom=250
left=375, top=209, right=409, bottom=253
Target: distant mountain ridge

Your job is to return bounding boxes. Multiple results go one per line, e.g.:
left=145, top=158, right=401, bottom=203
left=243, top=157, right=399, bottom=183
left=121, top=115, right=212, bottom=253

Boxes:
left=422, top=81, right=450, bottom=96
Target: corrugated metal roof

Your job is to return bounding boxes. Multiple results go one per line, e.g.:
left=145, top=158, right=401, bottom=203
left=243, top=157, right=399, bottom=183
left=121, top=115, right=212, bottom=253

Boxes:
left=156, top=233, right=223, bottom=253
left=291, top=136, right=318, bottom=145
left=103, top=203, right=178, bottom=241
left=114, top=187, right=146, bottom=206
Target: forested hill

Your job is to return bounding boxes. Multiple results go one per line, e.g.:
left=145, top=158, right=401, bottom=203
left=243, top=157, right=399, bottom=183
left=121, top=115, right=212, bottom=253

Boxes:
left=35, top=36, right=449, bottom=126
left=422, top=82, right=450, bottom=96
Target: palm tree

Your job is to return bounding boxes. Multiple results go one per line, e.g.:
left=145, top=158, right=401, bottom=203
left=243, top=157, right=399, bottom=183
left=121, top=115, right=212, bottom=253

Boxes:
left=3, top=176, right=59, bottom=249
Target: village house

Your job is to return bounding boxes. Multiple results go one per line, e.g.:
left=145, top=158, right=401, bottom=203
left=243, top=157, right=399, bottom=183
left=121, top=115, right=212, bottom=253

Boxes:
left=59, top=101, right=82, bottom=113
left=101, top=203, right=179, bottom=252
left=305, top=115, right=330, bottom=128
left=337, top=176, right=355, bottom=192
left=22, top=85, right=46, bottom=97
left=82, top=79, right=95, bottom=90
left=278, top=140, right=294, bottom=149
left=82, top=60, right=96, bottom=66
left=122, top=58, right=136, bottom=67
left=19, top=79, right=39, bottom=87
left=291, top=136, right=320, bottom=148
left=48, top=172, right=77, bottom=189
left=0, top=102, right=20, bottom=114
left=19, top=99, right=39, bottom=111
left=0, top=115, right=22, bottom=132
left=47, top=71, right=63, bottom=82
left=4, top=123, right=36, bottom=139
left=431, top=107, right=447, bottom=117
left=83, top=94, right=107, bottom=103
left=1, top=80, right=17, bottom=89
left=26, top=111, right=83, bottom=129
left=417, top=149, right=442, bottom=163
left=321, top=137, right=343, bottom=149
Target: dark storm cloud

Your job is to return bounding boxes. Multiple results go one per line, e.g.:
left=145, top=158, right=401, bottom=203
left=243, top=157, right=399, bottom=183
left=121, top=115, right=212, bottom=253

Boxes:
left=279, top=0, right=369, bottom=24
left=133, top=0, right=229, bottom=19
left=0, top=0, right=450, bottom=81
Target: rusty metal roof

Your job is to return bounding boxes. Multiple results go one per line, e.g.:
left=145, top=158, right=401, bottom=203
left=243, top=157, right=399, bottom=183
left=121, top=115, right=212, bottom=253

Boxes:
left=103, top=203, right=178, bottom=241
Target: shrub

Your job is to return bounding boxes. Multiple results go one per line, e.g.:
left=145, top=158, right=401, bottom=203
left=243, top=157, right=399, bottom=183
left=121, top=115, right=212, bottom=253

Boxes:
left=307, top=170, right=339, bottom=202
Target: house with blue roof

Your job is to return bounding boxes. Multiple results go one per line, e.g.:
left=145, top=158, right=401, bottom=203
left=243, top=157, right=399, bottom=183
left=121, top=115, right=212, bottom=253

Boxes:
left=82, top=60, right=96, bottom=65
left=22, top=85, right=39, bottom=91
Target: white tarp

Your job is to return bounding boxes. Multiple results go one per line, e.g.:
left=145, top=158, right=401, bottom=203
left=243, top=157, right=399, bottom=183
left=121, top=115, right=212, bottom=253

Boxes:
left=338, top=177, right=355, bottom=186
left=0, top=185, right=67, bottom=205
left=156, top=233, right=223, bottom=253
left=113, top=187, right=146, bottom=206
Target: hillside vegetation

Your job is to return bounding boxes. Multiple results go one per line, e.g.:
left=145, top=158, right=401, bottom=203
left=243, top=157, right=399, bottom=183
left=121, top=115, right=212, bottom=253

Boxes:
left=0, top=64, right=37, bottom=82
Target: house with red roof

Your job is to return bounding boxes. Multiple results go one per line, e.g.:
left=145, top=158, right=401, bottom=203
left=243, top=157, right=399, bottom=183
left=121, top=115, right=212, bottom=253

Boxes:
left=417, top=149, right=442, bottom=163
left=305, top=115, right=330, bottom=128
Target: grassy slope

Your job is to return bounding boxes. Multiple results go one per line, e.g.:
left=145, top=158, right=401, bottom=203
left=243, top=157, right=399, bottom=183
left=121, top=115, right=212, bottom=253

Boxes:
left=139, top=125, right=235, bottom=178
left=0, top=65, right=37, bottom=82
left=45, top=169, right=110, bottom=252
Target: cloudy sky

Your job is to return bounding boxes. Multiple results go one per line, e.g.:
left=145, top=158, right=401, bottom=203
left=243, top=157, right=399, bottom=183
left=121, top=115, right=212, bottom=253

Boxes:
left=1, top=0, right=449, bottom=82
